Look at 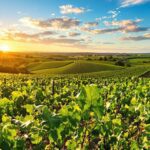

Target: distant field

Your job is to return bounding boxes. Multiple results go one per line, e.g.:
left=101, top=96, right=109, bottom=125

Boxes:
left=32, top=61, right=122, bottom=74
left=84, top=65, right=150, bottom=78
left=0, top=52, right=150, bottom=77
left=27, top=61, right=73, bottom=71
left=129, top=58, right=150, bottom=65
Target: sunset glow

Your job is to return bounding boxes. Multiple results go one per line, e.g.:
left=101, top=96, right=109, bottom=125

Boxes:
left=0, top=0, right=150, bottom=53
left=0, top=44, right=11, bottom=52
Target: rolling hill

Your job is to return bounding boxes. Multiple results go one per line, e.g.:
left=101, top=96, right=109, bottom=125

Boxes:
left=27, top=61, right=73, bottom=71
left=31, top=61, right=123, bottom=74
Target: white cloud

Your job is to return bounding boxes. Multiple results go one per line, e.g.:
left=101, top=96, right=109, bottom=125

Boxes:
left=95, top=9, right=120, bottom=22
left=108, top=10, right=120, bottom=18
left=51, top=13, right=55, bottom=16
left=120, top=0, right=150, bottom=7
left=60, top=5, right=86, bottom=14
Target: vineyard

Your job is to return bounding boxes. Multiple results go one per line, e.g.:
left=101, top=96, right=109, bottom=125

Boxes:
left=0, top=0, right=150, bottom=149
left=0, top=74, right=149, bottom=149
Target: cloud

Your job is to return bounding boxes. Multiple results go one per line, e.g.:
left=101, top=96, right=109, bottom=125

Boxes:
left=59, top=35, right=67, bottom=38
left=121, top=33, right=150, bottom=41
left=120, top=0, right=150, bottom=8
left=103, top=42, right=114, bottom=44
left=0, top=30, right=84, bottom=45
left=69, top=32, right=81, bottom=37
left=95, top=9, right=120, bottom=22
left=83, top=23, right=149, bottom=34
left=81, top=22, right=99, bottom=32
left=102, top=19, right=149, bottom=33
left=42, top=38, right=84, bottom=45
left=88, top=28, right=122, bottom=34
left=85, top=26, right=149, bottom=35
left=83, top=22, right=98, bottom=28
left=2, top=30, right=55, bottom=40
left=104, top=19, right=142, bottom=27
left=60, top=5, right=86, bottom=14
left=51, top=13, right=55, bottom=16
left=20, top=17, right=80, bottom=30
left=108, top=10, right=120, bottom=18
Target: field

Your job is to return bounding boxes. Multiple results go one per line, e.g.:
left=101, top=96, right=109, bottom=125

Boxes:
left=0, top=52, right=150, bottom=149
left=0, top=75, right=149, bottom=149
left=0, top=52, right=150, bottom=76
left=32, top=61, right=122, bottom=74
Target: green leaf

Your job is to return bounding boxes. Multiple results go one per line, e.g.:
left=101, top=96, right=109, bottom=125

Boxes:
left=131, top=97, right=137, bottom=105
left=12, top=91, right=23, bottom=100
left=31, top=133, right=42, bottom=144
left=77, top=85, right=100, bottom=111
left=112, top=119, right=122, bottom=126
left=130, top=141, right=139, bottom=150
left=2, top=114, right=11, bottom=123
left=24, top=104, right=34, bottom=114
left=145, top=124, right=150, bottom=132
left=42, top=106, right=62, bottom=128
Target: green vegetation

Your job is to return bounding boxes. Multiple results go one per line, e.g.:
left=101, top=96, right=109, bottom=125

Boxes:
left=0, top=52, right=149, bottom=149
left=0, top=75, right=149, bottom=149
left=0, top=52, right=149, bottom=75
left=32, top=61, right=122, bottom=74
left=27, top=61, right=73, bottom=71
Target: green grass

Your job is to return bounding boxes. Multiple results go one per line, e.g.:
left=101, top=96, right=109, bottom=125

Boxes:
left=129, top=58, right=150, bottom=65
left=83, top=65, right=150, bottom=78
left=27, top=61, right=73, bottom=71
left=32, top=61, right=122, bottom=74
left=28, top=65, right=150, bottom=79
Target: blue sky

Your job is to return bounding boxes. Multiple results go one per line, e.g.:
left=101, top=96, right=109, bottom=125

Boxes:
left=0, top=0, right=150, bottom=53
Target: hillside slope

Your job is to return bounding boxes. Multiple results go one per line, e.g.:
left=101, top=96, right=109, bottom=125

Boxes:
left=32, top=61, right=122, bottom=74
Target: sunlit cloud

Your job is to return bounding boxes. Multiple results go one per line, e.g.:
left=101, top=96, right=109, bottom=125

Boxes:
left=60, top=5, right=86, bottom=14
left=20, top=17, right=81, bottom=30
left=83, top=22, right=99, bottom=28
left=83, top=25, right=149, bottom=34
left=68, top=32, right=81, bottom=37
left=0, top=0, right=149, bottom=53
left=120, top=0, right=150, bottom=7
left=81, top=22, right=99, bottom=32
left=88, top=19, right=150, bottom=34
left=104, top=19, right=142, bottom=27
left=121, top=33, right=150, bottom=41
left=88, top=28, right=122, bottom=34
left=0, top=30, right=84, bottom=45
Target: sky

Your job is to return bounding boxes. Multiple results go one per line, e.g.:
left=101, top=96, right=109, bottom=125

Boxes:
left=0, top=0, right=150, bottom=53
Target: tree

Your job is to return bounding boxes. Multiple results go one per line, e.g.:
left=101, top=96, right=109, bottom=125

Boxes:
left=115, top=60, right=126, bottom=66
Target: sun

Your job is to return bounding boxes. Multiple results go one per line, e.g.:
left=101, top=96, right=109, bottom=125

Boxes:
left=0, top=44, right=11, bottom=52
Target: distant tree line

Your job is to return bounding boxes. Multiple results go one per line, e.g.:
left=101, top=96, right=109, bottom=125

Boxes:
left=98, top=56, right=131, bottom=67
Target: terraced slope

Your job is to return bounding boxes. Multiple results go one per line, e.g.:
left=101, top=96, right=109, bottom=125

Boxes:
left=32, top=61, right=122, bottom=74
